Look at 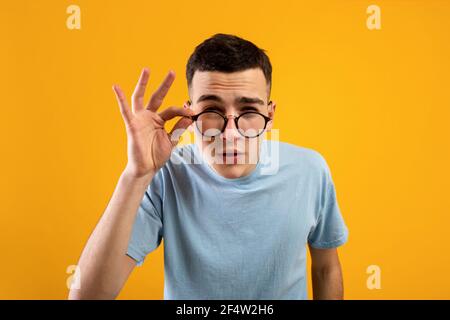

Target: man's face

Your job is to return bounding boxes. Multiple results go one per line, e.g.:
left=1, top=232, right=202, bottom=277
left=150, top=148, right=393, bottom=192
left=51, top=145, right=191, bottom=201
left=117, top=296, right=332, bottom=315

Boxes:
left=184, top=68, right=276, bottom=179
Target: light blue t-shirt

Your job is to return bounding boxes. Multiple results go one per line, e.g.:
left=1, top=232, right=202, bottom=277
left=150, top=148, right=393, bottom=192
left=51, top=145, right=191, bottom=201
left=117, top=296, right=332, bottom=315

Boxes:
left=126, top=140, right=349, bottom=299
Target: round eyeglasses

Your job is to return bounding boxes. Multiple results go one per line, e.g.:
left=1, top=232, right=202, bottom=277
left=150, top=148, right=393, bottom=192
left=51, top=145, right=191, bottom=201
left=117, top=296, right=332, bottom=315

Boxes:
left=190, top=110, right=272, bottom=138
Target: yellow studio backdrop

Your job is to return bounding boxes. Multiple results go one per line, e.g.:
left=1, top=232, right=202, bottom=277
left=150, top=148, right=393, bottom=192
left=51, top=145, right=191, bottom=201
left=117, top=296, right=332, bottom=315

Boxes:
left=0, top=0, right=449, bottom=299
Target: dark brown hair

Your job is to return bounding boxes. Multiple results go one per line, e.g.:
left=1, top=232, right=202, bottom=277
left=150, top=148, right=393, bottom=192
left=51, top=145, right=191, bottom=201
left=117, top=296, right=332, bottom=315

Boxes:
left=186, top=33, right=272, bottom=97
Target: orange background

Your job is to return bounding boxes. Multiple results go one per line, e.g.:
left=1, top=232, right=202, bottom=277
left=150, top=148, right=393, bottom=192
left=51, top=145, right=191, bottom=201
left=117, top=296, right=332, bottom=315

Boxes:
left=0, top=0, right=449, bottom=299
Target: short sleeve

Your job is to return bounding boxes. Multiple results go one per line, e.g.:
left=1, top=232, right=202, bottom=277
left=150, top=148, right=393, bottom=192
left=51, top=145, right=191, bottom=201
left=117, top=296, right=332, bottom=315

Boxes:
left=308, top=165, right=349, bottom=249
left=126, top=171, right=164, bottom=266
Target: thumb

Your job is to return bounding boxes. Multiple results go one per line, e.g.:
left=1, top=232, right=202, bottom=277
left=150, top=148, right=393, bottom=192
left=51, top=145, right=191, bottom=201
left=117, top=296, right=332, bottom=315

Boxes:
left=168, top=116, right=194, bottom=147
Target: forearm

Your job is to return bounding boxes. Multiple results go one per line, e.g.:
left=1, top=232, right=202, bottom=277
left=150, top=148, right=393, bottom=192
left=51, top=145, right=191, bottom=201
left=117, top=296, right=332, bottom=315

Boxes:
left=311, top=264, right=344, bottom=300
left=68, top=169, right=154, bottom=299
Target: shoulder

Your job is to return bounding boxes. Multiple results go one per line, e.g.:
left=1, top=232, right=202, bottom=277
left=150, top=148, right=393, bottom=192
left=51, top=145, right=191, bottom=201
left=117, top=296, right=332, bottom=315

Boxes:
left=274, top=140, right=331, bottom=176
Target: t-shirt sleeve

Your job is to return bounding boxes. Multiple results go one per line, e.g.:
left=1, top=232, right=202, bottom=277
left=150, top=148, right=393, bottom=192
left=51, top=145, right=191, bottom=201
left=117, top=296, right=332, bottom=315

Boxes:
left=126, top=170, right=164, bottom=266
left=307, top=159, right=349, bottom=249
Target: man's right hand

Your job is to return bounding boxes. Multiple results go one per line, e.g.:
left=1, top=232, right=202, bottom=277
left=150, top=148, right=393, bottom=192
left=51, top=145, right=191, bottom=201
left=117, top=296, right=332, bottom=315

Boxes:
left=113, top=68, right=194, bottom=179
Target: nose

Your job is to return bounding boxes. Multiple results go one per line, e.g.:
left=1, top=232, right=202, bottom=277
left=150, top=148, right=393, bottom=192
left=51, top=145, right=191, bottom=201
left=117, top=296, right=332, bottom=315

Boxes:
left=222, top=114, right=241, bottom=140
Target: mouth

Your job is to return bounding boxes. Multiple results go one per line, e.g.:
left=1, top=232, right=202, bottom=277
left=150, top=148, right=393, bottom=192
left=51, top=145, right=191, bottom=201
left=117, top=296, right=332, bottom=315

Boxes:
left=222, top=151, right=244, bottom=156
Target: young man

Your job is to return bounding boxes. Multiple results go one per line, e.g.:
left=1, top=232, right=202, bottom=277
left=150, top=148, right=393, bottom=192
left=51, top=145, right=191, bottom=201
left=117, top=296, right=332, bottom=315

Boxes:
left=69, top=34, right=349, bottom=300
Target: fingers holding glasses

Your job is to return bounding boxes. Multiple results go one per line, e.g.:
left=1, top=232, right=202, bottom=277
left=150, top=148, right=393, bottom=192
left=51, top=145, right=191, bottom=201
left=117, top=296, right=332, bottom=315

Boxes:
left=169, top=115, right=195, bottom=147
left=158, top=106, right=194, bottom=122
left=158, top=106, right=194, bottom=147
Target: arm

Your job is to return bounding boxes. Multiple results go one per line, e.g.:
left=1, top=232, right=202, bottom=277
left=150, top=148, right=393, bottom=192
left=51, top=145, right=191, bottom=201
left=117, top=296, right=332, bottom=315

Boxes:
left=68, top=68, right=193, bottom=299
left=308, top=245, right=344, bottom=300
left=68, top=170, right=154, bottom=300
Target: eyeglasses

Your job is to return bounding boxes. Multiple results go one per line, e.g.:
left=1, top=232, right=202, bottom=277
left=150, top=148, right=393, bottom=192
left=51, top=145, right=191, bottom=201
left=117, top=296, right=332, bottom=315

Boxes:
left=190, top=110, right=272, bottom=138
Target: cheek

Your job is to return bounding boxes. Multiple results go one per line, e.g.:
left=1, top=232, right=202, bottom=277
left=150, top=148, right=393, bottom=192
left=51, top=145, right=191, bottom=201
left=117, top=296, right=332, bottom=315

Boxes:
left=196, top=134, right=215, bottom=151
left=201, top=139, right=212, bottom=149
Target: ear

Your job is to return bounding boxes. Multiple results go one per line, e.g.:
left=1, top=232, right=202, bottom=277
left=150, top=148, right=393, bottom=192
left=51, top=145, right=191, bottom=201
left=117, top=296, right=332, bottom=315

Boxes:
left=183, top=100, right=191, bottom=109
left=266, top=100, right=276, bottom=131
left=184, top=100, right=194, bottom=132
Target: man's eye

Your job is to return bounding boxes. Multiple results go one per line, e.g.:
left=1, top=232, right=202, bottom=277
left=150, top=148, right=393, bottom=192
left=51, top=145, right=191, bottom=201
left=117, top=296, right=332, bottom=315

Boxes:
left=241, top=106, right=259, bottom=112
left=204, top=106, right=223, bottom=112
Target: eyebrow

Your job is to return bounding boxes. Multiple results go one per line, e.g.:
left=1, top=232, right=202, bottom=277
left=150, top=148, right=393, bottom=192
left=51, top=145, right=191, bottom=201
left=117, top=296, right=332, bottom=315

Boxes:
left=196, top=94, right=265, bottom=106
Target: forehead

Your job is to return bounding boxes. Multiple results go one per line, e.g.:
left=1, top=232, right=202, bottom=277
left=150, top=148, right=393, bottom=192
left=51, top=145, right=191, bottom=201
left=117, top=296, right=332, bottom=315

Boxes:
left=190, top=68, right=268, bottom=103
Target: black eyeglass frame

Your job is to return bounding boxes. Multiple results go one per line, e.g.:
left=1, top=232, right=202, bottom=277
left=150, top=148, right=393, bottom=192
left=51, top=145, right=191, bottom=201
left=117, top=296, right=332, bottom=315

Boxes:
left=189, top=109, right=272, bottom=138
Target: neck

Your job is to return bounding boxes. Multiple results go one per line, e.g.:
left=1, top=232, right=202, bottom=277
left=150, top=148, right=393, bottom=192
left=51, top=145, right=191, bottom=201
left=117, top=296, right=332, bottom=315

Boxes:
left=211, top=162, right=258, bottom=179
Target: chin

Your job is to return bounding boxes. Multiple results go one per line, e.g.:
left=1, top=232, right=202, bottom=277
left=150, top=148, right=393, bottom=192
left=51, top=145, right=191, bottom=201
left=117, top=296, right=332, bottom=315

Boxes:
left=213, top=163, right=253, bottom=179
left=217, top=167, right=243, bottom=179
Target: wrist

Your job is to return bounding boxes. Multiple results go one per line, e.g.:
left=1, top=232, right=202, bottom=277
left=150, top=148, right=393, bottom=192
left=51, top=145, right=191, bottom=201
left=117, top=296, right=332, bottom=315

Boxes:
left=121, top=166, right=156, bottom=184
